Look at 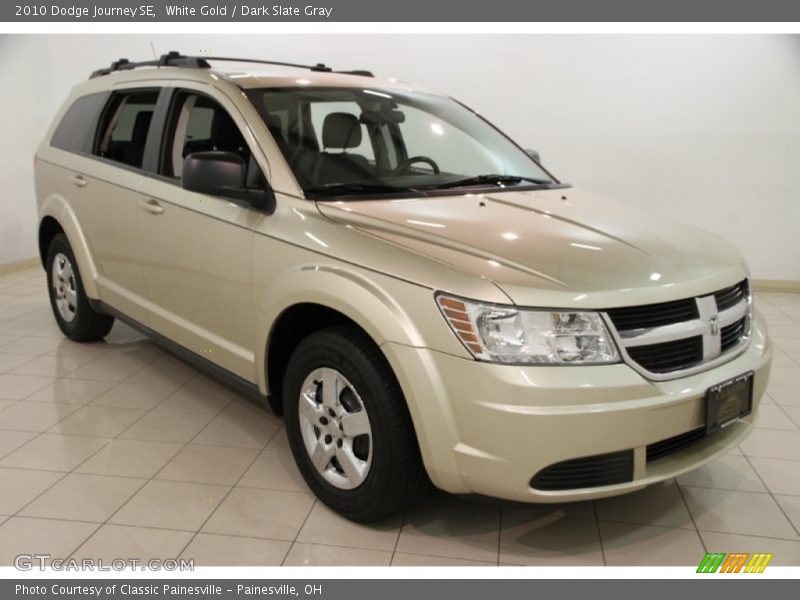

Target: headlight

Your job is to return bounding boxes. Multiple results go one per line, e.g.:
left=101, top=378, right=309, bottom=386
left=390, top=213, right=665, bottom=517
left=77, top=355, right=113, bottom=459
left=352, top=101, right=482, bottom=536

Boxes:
left=436, top=294, right=620, bottom=365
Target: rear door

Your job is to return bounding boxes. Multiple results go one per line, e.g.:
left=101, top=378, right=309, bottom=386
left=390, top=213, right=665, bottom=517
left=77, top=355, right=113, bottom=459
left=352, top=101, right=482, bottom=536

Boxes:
left=137, top=85, right=265, bottom=380
left=72, top=86, right=163, bottom=323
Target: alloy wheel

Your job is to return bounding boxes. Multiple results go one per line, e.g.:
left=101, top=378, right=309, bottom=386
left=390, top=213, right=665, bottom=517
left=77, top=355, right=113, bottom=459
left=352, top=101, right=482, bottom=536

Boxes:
left=298, top=367, right=373, bottom=490
left=51, top=252, right=77, bottom=323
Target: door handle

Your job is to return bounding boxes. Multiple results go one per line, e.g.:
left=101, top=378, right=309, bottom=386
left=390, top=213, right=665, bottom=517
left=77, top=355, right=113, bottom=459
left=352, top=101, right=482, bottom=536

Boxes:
left=139, top=199, right=164, bottom=215
left=69, top=174, right=86, bottom=188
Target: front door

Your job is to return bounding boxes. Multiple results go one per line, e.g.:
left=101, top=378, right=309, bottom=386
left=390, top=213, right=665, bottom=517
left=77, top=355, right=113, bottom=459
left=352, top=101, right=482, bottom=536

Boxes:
left=137, top=88, right=265, bottom=380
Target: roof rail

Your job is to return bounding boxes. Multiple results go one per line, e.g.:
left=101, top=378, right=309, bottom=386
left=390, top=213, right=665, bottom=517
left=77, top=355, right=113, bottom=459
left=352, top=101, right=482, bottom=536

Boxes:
left=89, top=51, right=210, bottom=78
left=337, top=70, right=376, bottom=78
left=188, top=55, right=374, bottom=77
left=89, top=51, right=374, bottom=79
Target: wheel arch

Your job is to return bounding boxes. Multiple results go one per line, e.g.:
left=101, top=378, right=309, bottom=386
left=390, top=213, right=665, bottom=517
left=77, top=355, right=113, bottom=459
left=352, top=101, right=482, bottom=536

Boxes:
left=38, top=216, right=63, bottom=268
left=38, top=195, right=100, bottom=299
left=257, top=264, right=428, bottom=398
left=257, top=264, right=464, bottom=491
left=265, top=303, right=360, bottom=413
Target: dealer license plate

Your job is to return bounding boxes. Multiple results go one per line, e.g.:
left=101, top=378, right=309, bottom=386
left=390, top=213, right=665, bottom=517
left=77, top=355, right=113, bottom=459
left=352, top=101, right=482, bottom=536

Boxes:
left=706, top=372, right=753, bottom=434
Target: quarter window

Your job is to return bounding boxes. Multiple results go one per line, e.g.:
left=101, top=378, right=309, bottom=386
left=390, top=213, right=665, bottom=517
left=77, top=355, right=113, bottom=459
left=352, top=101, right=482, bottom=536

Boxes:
left=50, top=92, right=108, bottom=154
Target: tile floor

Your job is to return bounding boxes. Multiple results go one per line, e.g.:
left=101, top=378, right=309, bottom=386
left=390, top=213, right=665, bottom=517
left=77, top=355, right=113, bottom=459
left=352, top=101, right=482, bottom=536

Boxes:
left=1, top=265, right=799, bottom=567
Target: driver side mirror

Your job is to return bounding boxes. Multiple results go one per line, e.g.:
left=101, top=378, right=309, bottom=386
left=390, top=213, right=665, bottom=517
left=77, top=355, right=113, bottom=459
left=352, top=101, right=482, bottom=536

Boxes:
left=524, top=148, right=541, bottom=163
left=182, top=151, right=276, bottom=214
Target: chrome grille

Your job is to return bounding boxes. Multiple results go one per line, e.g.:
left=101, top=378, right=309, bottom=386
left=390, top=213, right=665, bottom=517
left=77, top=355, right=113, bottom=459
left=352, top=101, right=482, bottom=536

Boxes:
left=605, top=279, right=751, bottom=379
left=626, top=336, right=703, bottom=374
left=606, top=298, right=698, bottom=330
left=715, top=280, right=749, bottom=312
left=721, top=317, right=747, bottom=353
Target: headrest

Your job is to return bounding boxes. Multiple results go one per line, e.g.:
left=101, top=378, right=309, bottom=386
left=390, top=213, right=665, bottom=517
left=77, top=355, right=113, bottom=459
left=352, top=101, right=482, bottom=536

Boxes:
left=322, top=113, right=362, bottom=149
left=131, top=111, right=153, bottom=143
left=211, top=110, right=244, bottom=151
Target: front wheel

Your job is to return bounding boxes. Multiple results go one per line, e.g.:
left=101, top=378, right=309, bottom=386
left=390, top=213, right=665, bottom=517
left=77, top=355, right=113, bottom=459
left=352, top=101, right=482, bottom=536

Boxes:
left=283, top=325, right=428, bottom=521
left=45, top=233, right=114, bottom=342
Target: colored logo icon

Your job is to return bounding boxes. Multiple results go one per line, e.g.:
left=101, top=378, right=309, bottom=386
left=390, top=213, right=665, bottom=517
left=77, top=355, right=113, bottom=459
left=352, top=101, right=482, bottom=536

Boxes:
left=697, top=552, right=773, bottom=573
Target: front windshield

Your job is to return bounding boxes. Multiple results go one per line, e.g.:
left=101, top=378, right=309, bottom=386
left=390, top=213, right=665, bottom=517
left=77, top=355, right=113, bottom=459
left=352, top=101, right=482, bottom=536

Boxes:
left=245, top=86, right=558, bottom=199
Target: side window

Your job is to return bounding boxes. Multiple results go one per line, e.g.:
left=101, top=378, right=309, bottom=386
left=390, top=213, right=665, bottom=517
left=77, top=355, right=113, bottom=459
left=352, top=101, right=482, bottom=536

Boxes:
left=50, top=93, right=108, bottom=154
left=93, top=90, right=159, bottom=169
left=309, top=101, right=375, bottom=161
left=161, top=91, right=262, bottom=188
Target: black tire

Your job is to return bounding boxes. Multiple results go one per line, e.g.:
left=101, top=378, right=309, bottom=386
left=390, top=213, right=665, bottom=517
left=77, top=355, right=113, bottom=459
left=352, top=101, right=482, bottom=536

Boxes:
left=45, top=233, right=114, bottom=342
left=283, top=325, right=429, bottom=521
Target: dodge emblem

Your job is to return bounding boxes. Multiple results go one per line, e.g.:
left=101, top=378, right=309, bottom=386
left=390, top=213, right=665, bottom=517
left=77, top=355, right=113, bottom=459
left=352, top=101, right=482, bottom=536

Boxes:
left=709, top=316, right=720, bottom=336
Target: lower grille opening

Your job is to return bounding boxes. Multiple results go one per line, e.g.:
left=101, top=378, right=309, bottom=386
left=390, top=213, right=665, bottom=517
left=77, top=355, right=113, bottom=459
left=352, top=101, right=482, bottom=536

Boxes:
left=531, top=450, right=634, bottom=491
left=646, top=428, right=706, bottom=463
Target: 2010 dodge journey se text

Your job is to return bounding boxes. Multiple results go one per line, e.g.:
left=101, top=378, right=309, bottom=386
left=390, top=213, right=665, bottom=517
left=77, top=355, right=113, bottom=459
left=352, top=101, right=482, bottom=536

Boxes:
left=34, top=52, right=772, bottom=521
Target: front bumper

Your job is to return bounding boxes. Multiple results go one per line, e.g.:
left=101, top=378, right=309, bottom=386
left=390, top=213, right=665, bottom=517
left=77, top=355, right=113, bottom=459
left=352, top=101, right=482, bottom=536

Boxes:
left=383, top=313, right=771, bottom=502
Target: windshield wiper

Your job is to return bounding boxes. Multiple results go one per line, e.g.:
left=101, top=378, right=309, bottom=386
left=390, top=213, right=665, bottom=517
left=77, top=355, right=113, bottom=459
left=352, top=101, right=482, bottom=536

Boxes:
left=304, top=182, right=415, bottom=198
left=423, top=174, right=552, bottom=190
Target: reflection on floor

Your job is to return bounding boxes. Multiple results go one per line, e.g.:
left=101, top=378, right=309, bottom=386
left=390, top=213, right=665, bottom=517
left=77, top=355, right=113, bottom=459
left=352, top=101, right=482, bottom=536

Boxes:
left=1, top=265, right=799, bottom=566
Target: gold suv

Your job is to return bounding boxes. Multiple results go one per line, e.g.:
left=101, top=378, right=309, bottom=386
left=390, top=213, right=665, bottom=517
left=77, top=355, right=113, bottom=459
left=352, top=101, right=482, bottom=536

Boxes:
left=34, top=52, right=771, bottom=521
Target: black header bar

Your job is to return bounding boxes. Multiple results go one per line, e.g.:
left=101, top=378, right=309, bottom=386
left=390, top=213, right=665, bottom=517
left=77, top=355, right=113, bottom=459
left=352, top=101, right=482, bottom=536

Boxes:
left=4, top=0, right=800, bottom=22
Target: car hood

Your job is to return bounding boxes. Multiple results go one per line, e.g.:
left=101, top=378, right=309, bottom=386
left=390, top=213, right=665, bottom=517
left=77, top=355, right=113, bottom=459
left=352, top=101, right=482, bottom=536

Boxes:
left=316, top=187, right=748, bottom=307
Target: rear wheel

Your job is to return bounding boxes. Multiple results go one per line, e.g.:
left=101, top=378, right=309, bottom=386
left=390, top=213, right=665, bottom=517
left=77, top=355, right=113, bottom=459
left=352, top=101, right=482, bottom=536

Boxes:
left=46, top=233, right=114, bottom=342
left=283, top=325, right=428, bottom=521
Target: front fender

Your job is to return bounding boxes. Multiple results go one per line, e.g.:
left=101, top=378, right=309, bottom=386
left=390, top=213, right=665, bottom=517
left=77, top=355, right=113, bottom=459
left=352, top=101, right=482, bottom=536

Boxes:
left=39, top=193, right=100, bottom=299
left=254, top=263, right=466, bottom=490
left=256, top=263, right=430, bottom=394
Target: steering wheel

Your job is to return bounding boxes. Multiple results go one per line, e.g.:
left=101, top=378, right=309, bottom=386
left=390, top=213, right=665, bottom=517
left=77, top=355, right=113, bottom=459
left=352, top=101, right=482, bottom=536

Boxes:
left=391, top=155, right=440, bottom=176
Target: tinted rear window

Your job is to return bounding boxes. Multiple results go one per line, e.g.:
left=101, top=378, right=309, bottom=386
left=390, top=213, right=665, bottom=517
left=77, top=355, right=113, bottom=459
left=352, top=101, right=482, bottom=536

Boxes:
left=50, top=93, right=107, bottom=154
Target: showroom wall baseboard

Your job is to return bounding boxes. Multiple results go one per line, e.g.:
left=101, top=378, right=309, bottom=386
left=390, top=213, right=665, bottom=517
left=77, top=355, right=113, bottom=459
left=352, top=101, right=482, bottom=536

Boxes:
left=753, top=279, right=800, bottom=293
left=0, top=257, right=39, bottom=275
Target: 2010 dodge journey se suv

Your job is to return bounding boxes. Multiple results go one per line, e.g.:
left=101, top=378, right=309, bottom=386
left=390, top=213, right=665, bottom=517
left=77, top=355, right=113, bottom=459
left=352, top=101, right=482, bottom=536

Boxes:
left=34, top=52, right=772, bottom=521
